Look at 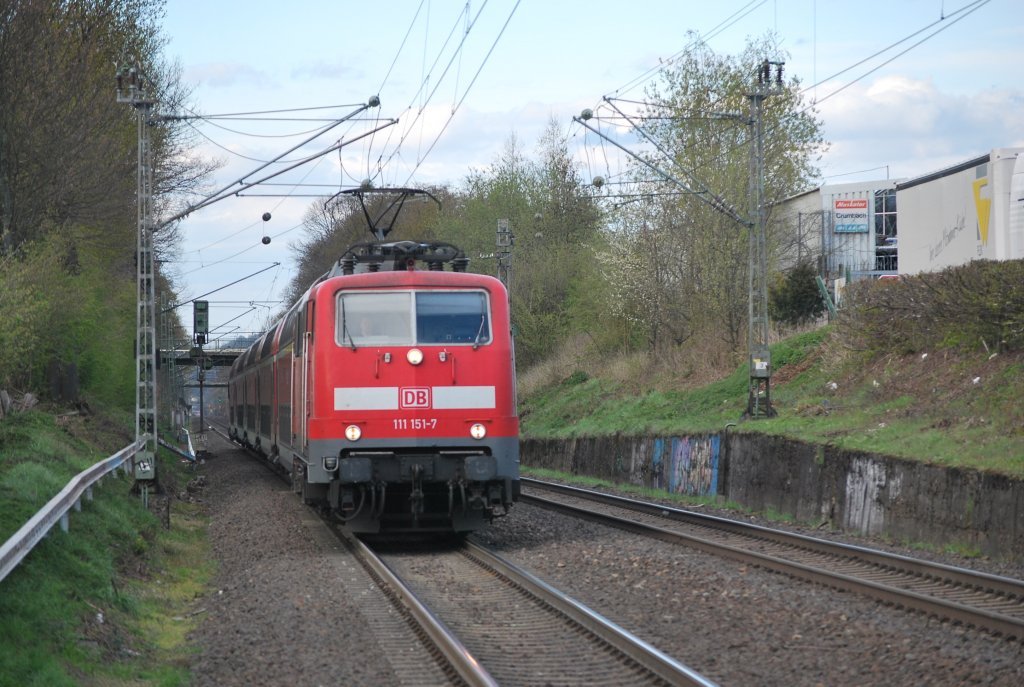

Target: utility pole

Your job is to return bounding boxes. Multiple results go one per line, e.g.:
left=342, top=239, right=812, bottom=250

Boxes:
left=745, top=59, right=784, bottom=418
left=116, top=67, right=158, bottom=491
left=496, top=218, right=513, bottom=299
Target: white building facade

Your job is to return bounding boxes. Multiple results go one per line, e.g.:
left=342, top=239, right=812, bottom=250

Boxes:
left=771, top=147, right=1024, bottom=285
left=771, top=179, right=903, bottom=283
left=897, top=148, right=1024, bottom=275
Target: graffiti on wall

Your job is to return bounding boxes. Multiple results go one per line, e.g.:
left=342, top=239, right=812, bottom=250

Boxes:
left=652, top=438, right=666, bottom=490
left=652, top=436, right=720, bottom=496
left=843, top=456, right=899, bottom=536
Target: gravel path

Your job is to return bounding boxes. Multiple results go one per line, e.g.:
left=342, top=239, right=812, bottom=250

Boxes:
left=187, top=435, right=420, bottom=686
left=187, top=436, right=1023, bottom=686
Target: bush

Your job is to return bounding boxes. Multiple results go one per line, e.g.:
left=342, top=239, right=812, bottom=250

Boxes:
left=0, top=232, right=135, bottom=407
left=770, top=261, right=825, bottom=326
left=0, top=239, right=64, bottom=390
left=836, top=259, right=1024, bottom=354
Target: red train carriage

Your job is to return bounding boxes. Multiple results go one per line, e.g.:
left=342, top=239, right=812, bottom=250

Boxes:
left=228, top=241, right=519, bottom=533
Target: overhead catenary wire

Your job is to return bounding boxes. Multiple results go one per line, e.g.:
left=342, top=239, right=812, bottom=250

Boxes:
left=165, top=6, right=493, bottom=336
left=372, top=0, right=500, bottom=185
left=178, top=222, right=304, bottom=275
left=163, top=3, right=527, bottom=339
left=161, top=262, right=282, bottom=313
left=401, top=0, right=522, bottom=185
left=175, top=2, right=519, bottom=233
left=161, top=98, right=386, bottom=227
left=604, top=0, right=768, bottom=101
left=804, top=0, right=989, bottom=109
left=579, top=0, right=991, bottom=202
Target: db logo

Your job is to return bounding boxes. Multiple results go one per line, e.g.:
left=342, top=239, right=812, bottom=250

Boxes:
left=400, top=387, right=431, bottom=408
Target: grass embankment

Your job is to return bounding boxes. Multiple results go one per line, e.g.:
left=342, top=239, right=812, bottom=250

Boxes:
left=0, top=407, right=212, bottom=686
left=520, top=261, right=1024, bottom=481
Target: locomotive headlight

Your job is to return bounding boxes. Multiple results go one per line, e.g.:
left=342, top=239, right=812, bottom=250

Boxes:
left=469, top=423, right=487, bottom=440
left=345, top=424, right=362, bottom=441
left=406, top=348, right=424, bottom=365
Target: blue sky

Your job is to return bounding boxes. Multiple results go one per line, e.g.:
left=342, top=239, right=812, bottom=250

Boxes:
left=158, top=0, right=1023, bottom=340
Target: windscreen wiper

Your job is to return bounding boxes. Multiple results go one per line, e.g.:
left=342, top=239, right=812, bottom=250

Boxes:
left=341, top=298, right=356, bottom=350
left=472, top=314, right=486, bottom=350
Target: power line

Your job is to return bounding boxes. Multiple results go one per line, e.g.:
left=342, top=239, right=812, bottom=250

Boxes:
left=584, top=0, right=991, bottom=197
left=163, top=105, right=394, bottom=226
left=162, top=262, right=282, bottom=313
left=373, top=0, right=498, bottom=183
left=806, top=0, right=989, bottom=108
left=402, top=0, right=522, bottom=185
left=605, top=0, right=768, bottom=100
left=176, top=103, right=367, bottom=119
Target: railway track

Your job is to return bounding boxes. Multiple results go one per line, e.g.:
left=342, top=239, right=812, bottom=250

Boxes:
left=520, top=478, right=1024, bottom=640
left=337, top=528, right=716, bottom=687
left=206, top=426, right=714, bottom=684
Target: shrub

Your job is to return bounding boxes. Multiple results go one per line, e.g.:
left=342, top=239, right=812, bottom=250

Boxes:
left=836, top=258, right=1024, bottom=354
left=770, top=261, right=826, bottom=326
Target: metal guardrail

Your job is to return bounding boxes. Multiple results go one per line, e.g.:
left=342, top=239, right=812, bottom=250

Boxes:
left=0, top=439, right=144, bottom=584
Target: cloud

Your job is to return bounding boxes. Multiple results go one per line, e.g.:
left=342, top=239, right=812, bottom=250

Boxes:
left=816, top=75, right=1024, bottom=180
left=183, top=62, right=275, bottom=89
left=291, top=60, right=365, bottom=81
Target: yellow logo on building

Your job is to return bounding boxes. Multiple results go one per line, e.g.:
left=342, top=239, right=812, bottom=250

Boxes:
left=973, top=177, right=991, bottom=245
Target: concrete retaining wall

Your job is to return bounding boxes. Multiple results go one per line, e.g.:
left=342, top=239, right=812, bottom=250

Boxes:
left=521, top=433, right=1024, bottom=560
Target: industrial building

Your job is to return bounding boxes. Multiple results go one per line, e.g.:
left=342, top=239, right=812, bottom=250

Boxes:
left=772, top=147, right=1024, bottom=291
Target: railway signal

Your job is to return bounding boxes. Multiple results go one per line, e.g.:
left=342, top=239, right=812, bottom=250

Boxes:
left=193, top=300, right=209, bottom=345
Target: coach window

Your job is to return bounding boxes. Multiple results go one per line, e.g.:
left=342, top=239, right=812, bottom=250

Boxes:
left=416, top=291, right=490, bottom=345
left=259, top=330, right=275, bottom=358
left=278, top=308, right=297, bottom=349
left=338, top=292, right=413, bottom=347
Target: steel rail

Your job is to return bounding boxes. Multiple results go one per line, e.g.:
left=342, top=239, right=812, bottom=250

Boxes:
left=461, top=541, right=719, bottom=687
left=0, top=440, right=144, bottom=584
left=521, top=479, right=1024, bottom=639
left=338, top=529, right=499, bottom=687
left=523, top=478, right=1024, bottom=597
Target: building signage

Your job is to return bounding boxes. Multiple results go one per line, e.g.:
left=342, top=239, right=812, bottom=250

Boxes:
left=834, top=199, right=869, bottom=233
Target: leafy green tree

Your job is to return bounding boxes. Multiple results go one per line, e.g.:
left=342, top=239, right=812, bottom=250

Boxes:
left=454, top=122, right=604, bottom=366
left=0, top=0, right=213, bottom=403
left=605, top=33, right=825, bottom=356
left=2, top=1, right=146, bottom=250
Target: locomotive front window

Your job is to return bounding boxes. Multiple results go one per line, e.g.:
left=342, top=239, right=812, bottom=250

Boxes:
left=337, top=290, right=491, bottom=347
left=338, top=292, right=413, bottom=346
left=415, top=292, right=490, bottom=345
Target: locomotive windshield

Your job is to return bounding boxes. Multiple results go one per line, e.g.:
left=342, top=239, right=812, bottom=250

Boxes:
left=416, top=292, right=490, bottom=345
left=337, top=290, right=490, bottom=347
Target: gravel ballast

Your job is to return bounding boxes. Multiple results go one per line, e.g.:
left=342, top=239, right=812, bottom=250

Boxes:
left=188, top=438, right=1023, bottom=686
left=188, top=436, right=416, bottom=686
left=473, top=504, right=1024, bottom=686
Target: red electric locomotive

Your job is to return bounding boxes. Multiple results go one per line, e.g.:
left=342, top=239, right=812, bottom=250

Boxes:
left=227, top=240, right=519, bottom=533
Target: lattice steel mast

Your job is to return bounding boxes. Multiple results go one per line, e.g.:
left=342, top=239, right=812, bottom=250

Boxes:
left=496, top=218, right=513, bottom=296
left=745, top=60, right=784, bottom=418
left=116, top=67, right=158, bottom=483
